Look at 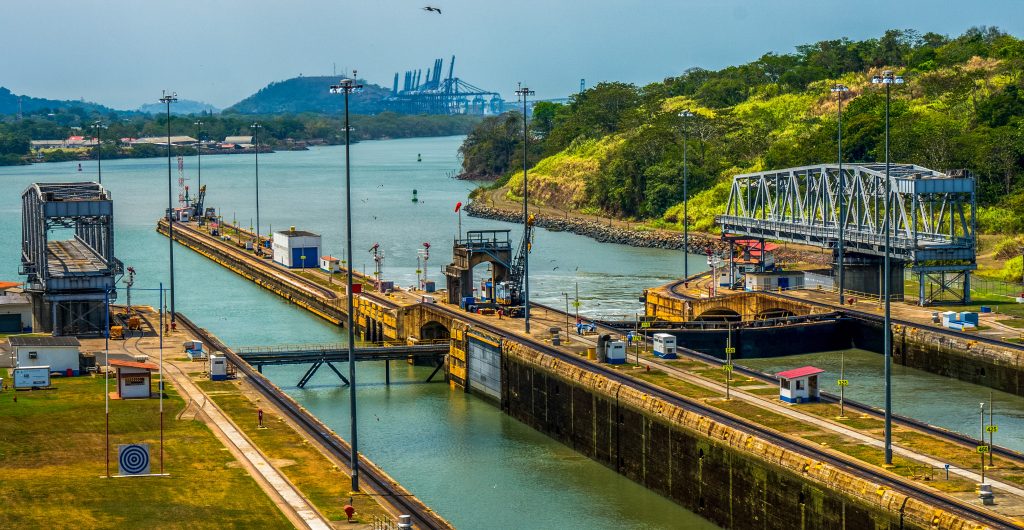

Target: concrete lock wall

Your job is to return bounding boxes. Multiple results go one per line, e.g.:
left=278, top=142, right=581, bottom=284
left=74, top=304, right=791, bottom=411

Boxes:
left=499, top=340, right=975, bottom=530
left=662, top=320, right=850, bottom=360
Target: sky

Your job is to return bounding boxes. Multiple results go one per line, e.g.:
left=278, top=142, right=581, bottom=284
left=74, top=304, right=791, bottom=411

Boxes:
left=1, top=0, right=1022, bottom=110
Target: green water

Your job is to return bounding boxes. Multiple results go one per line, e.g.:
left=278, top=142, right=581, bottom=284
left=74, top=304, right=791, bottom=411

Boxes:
left=0, top=137, right=714, bottom=529
left=740, top=349, right=1024, bottom=454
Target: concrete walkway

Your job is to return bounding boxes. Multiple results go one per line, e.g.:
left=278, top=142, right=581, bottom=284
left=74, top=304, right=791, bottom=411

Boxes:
left=158, top=349, right=333, bottom=530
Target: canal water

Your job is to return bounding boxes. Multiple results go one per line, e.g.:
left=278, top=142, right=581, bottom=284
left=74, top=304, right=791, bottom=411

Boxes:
left=0, top=137, right=712, bottom=529
left=741, top=349, right=1024, bottom=455
left=4, top=137, right=1024, bottom=526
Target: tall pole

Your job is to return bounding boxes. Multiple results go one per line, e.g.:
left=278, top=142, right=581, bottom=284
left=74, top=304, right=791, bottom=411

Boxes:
left=160, top=91, right=177, bottom=324
left=831, top=85, right=849, bottom=304
left=93, top=122, right=106, bottom=185
left=980, top=402, right=986, bottom=484
left=251, top=123, right=262, bottom=253
left=159, top=282, right=164, bottom=475
left=679, top=110, right=694, bottom=280
left=195, top=120, right=203, bottom=191
left=989, top=391, right=995, bottom=466
left=516, top=85, right=535, bottom=334
left=872, top=70, right=902, bottom=466
left=104, top=288, right=110, bottom=477
left=330, top=74, right=363, bottom=492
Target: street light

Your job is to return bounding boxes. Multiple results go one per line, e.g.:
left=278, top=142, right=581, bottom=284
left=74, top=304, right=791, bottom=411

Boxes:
left=515, top=84, right=535, bottom=334
left=250, top=122, right=263, bottom=254
left=159, top=90, right=178, bottom=324
left=678, top=110, right=694, bottom=280
left=329, top=72, right=363, bottom=492
left=194, top=120, right=203, bottom=191
left=830, top=85, right=849, bottom=305
left=871, top=70, right=903, bottom=465
left=91, top=121, right=107, bottom=184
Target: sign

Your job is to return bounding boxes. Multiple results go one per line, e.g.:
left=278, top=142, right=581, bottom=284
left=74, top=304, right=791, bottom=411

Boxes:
left=976, top=445, right=990, bottom=454
left=640, top=322, right=651, bottom=328
left=724, top=347, right=736, bottom=354
left=837, top=379, right=849, bottom=387
left=722, top=364, right=733, bottom=372
left=986, top=425, right=999, bottom=433
left=118, top=444, right=151, bottom=476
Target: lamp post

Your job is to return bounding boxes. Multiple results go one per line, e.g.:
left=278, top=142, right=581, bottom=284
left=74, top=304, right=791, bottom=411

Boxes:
left=250, top=122, right=262, bottom=254
left=678, top=110, right=694, bottom=280
left=515, top=84, right=535, bottom=334
left=980, top=401, right=987, bottom=484
left=831, top=85, right=849, bottom=305
left=330, top=73, right=363, bottom=492
left=194, top=120, right=203, bottom=191
left=871, top=70, right=903, bottom=465
left=92, top=121, right=107, bottom=184
left=160, top=91, right=178, bottom=324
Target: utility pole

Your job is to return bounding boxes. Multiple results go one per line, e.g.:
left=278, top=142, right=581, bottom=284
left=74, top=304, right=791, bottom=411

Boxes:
left=980, top=402, right=987, bottom=485
left=725, top=323, right=734, bottom=400
left=837, top=352, right=848, bottom=418
left=160, top=91, right=178, bottom=324
left=516, top=84, right=535, bottom=334
left=330, top=73, right=364, bottom=492
left=92, top=121, right=107, bottom=185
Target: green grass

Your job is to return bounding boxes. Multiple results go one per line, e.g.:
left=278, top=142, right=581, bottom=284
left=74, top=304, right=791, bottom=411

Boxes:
left=196, top=380, right=391, bottom=524
left=0, top=369, right=290, bottom=529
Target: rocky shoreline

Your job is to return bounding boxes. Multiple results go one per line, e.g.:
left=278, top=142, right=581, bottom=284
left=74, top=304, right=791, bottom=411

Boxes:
left=463, top=202, right=729, bottom=254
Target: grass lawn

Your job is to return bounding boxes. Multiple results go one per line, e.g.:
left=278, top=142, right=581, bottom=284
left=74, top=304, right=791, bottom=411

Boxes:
left=0, top=369, right=290, bottom=529
left=196, top=379, right=392, bottom=525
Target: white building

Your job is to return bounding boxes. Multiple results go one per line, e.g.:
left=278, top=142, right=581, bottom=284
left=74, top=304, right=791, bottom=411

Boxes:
left=0, top=282, right=33, bottom=333
left=320, top=255, right=341, bottom=273
left=10, top=336, right=81, bottom=374
left=652, top=333, right=677, bottom=359
left=109, top=359, right=158, bottom=399
left=272, top=228, right=321, bottom=269
left=777, top=366, right=824, bottom=403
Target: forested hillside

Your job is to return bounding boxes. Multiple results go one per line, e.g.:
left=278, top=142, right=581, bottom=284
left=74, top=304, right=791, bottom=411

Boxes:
left=462, top=27, right=1024, bottom=238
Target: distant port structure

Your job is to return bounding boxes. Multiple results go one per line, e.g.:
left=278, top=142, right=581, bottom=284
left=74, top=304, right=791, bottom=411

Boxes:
left=385, top=56, right=504, bottom=115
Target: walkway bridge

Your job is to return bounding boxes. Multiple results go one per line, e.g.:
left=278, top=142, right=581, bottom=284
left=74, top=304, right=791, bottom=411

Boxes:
left=717, top=164, right=976, bottom=305
left=235, top=341, right=449, bottom=388
left=20, top=182, right=123, bottom=335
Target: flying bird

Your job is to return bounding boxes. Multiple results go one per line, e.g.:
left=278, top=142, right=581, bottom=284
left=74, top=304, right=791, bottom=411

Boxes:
left=423, top=6, right=441, bottom=14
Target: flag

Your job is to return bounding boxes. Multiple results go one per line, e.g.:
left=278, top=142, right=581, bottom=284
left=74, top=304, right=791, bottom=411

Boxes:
left=455, top=201, right=462, bottom=212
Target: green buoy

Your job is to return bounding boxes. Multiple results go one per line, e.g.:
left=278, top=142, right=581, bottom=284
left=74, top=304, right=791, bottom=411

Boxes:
left=412, top=189, right=419, bottom=203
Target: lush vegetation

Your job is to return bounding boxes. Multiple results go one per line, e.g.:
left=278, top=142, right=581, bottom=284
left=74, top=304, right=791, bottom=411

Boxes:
left=462, top=27, right=1024, bottom=235
left=0, top=110, right=480, bottom=165
left=224, top=75, right=393, bottom=114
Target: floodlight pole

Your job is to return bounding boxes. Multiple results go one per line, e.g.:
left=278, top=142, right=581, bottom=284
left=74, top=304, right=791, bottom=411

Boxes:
left=160, top=91, right=177, bottom=324
left=831, top=85, right=849, bottom=305
left=251, top=123, right=262, bottom=253
left=872, top=70, right=903, bottom=466
left=195, top=120, right=203, bottom=191
left=159, top=282, right=165, bottom=475
left=93, top=122, right=107, bottom=185
left=679, top=110, right=694, bottom=279
left=516, top=84, right=535, bottom=334
left=104, top=288, right=110, bottom=478
left=330, top=74, right=364, bottom=492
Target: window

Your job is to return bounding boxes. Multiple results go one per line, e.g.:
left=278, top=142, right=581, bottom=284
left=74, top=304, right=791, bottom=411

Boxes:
left=124, top=376, right=146, bottom=386
left=28, top=351, right=37, bottom=359
left=780, top=379, right=790, bottom=390
left=796, top=380, right=805, bottom=390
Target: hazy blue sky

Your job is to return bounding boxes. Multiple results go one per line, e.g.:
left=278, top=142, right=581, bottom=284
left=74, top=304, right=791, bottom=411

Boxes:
left=2, top=0, right=1021, bottom=109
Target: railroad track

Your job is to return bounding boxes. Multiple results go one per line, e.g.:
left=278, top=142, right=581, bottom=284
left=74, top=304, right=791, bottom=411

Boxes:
left=435, top=302, right=1018, bottom=529
left=174, top=313, right=451, bottom=530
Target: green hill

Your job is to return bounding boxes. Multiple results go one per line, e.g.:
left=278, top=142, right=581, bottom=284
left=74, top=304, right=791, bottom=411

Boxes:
left=224, top=75, right=392, bottom=115
left=0, top=87, right=118, bottom=116
left=463, top=27, right=1024, bottom=251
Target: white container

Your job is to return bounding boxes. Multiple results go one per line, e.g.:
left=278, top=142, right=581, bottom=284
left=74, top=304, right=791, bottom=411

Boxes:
left=652, top=333, right=677, bottom=359
left=606, top=340, right=627, bottom=364
left=209, top=354, right=227, bottom=381
left=14, top=366, right=51, bottom=389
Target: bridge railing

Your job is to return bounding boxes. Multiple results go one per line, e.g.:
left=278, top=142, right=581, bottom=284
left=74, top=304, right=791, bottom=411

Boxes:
left=236, top=338, right=451, bottom=355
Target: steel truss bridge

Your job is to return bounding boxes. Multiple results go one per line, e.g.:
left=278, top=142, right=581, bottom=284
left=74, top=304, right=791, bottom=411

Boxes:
left=717, top=164, right=976, bottom=305
left=20, top=182, right=123, bottom=335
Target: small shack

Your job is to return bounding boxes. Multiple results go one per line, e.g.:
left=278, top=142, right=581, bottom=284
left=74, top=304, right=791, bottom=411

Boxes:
left=745, top=270, right=805, bottom=292
left=777, top=366, right=824, bottom=403
left=10, top=336, right=82, bottom=374
left=0, top=281, right=33, bottom=333
left=109, top=359, right=159, bottom=399
left=272, top=227, right=321, bottom=269
left=320, top=255, right=341, bottom=273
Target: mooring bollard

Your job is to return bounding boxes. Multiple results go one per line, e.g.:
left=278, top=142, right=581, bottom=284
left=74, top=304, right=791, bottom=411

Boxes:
left=398, top=515, right=412, bottom=529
